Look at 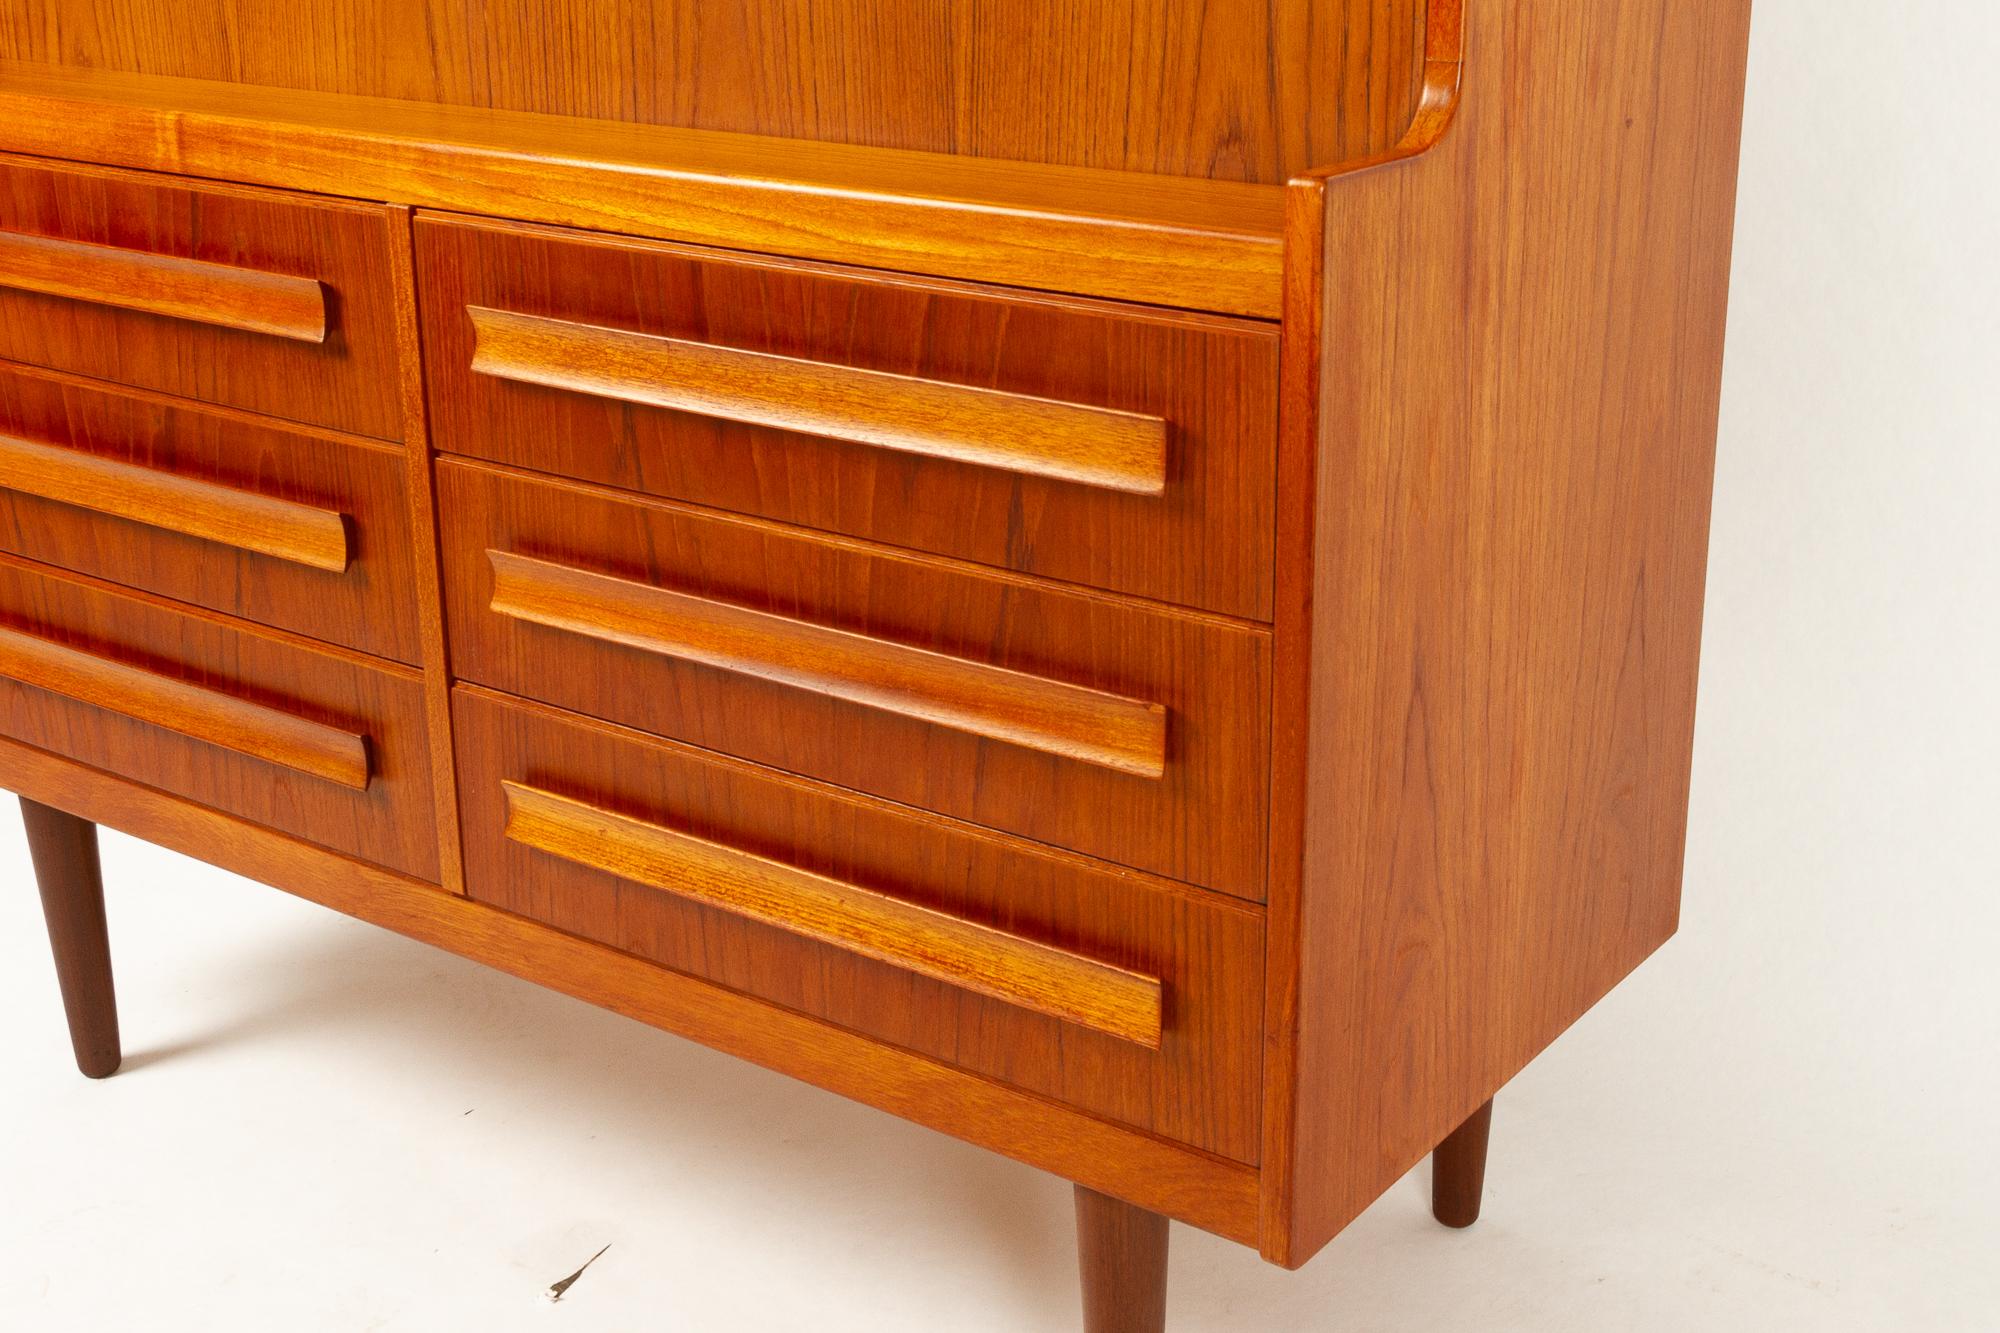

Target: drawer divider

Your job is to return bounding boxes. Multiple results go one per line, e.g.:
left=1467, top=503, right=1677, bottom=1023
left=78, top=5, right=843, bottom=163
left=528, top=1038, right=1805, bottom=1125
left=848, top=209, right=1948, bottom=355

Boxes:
left=500, top=781, right=1165, bottom=1047
left=0, top=230, right=327, bottom=343
left=485, top=549, right=1169, bottom=779
left=0, top=624, right=370, bottom=789
left=466, top=307, right=1168, bottom=496
left=0, top=432, right=352, bottom=572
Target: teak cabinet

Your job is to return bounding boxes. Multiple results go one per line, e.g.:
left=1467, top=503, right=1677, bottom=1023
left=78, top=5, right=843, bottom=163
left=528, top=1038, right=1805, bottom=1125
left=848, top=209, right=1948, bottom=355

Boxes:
left=0, top=1, right=1752, bottom=1326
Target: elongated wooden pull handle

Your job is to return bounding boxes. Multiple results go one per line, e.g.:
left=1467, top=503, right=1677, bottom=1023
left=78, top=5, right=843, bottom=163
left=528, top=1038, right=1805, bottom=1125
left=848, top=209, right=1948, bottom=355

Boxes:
left=502, top=782, right=1165, bottom=1046
left=486, top=550, right=1167, bottom=779
left=0, top=432, right=351, bottom=572
left=468, top=307, right=1168, bottom=496
left=0, top=230, right=327, bottom=343
left=0, top=624, right=370, bottom=789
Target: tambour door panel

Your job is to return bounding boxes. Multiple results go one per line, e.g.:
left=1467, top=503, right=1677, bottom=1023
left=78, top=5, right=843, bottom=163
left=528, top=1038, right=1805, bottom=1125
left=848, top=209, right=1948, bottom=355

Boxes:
left=0, top=556, right=438, bottom=879
left=438, top=460, right=1270, bottom=898
left=415, top=214, right=1279, bottom=620
left=0, top=365, right=421, bottom=663
left=454, top=687, right=1264, bottom=1162
left=0, top=154, right=404, bottom=440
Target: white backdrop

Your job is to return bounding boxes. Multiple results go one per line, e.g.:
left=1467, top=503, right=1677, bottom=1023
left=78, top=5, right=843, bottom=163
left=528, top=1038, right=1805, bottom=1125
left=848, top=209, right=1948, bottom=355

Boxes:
left=3, top=2, right=1996, bottom=1327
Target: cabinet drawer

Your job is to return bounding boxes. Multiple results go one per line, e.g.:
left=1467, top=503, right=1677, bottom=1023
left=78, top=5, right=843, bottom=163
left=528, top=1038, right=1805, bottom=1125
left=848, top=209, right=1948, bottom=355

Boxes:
left=0, top=557, right=438, bottom=880
left=439, top=461, right=1270, bottom=899
left=0, top=365, right=421, bottom=663
left=455, top=687, right=1263, bottom=1162
left=0, top=155, right=404, bottom=440
left=415, top=214, right=1278, bottom=620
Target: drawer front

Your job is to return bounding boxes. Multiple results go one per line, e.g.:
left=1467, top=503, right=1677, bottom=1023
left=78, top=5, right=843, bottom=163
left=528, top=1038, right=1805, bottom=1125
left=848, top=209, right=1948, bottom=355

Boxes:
left=0, top=557, right=438, bottom=880
left=440, top=461, right=1270, bottom=898
left=455, top=687, right=1263, bottom=1162
left=0, top=365, right=421, bottom=663
left=415, top=214, right=1278, bottom=621
left=0, top=155, right=404, bottom=440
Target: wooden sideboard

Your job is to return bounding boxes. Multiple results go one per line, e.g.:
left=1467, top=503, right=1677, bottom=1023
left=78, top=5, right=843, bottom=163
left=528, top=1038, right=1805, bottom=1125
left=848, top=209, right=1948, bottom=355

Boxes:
left=0, top=1, right=1753, bottom=1326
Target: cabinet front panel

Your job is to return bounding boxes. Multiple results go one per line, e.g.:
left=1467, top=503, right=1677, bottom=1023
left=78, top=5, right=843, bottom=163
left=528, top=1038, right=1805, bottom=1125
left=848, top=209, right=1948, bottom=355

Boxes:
left=0, top=365, right=421, bottom=663
left=416, top=214, right=1279, bottom=621
left=455, top=687, right=1264, bottom=1162
left=0, top=155, right=405, bottom=440
left=438, top=460, right=1271, bottom=899
left=0, top=557, right=439, bottom=879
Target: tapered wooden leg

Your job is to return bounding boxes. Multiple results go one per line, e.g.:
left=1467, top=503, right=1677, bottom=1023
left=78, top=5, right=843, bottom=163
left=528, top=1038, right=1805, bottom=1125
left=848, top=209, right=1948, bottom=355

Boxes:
left=21, top=798, right=121, bottom=1079
left=1075, top=1185, right=1169, bottom=1333
left=1432, top=1098, right=1494, bottom=1228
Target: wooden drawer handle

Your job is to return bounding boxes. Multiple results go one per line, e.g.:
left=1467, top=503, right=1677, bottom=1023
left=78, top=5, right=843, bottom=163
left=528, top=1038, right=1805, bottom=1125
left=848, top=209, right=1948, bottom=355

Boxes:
left=487, top=550, right=1168, bottom=779
left=0, top=432, right=351, bottom=572
left=0, top=230, right=327, bottom=343
left=0, top=624, right=370, bottom=789
left=468, top=307, right=1168, bottom=496
left=502, top=782, right=1165, bottom=1047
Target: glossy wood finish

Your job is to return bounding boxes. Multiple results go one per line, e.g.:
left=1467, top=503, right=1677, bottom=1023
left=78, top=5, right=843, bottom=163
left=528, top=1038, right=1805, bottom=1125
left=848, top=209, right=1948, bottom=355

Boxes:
left=0, top=431, right=349, bottom=573
left=0, top=364, right=421, bottom=662
left=418, top=215, right=1280, bottom=621
left=0, top=62, right=1286, bottom=319
left=1076, top=1187, right=1170, bottom=1333
left=0, top=731, right=1262, bottom=1242
left=1260, top=0, right=1752, bottom=1266
left=440, top=461, right=1271, bottom=897
left=503, top=781, right=1164, bottom=1048
left=454, top=687, right=1265, bottom=1162
left=469, top=307, right=1170, bottom=497
left=0, top=153, right=404, bottom=439
left=486, top=551, right=1168, bottom=780
left=1432, top=1098, right=1493, bottom=1229
left=0, top=1, right=1427, bottom=185
left=19, top=796, right=119, bottom=1079
left=0, top=557, right=439, bottom=879
left=0, top=624, right=371, bottom=790
left=0, top=230, right=326, bottom=342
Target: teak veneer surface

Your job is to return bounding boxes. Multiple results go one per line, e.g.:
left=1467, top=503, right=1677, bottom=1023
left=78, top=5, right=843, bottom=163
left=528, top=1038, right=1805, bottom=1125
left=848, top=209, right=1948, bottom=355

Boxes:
left=0, top=0, right=1427, bottom=185
left=0, top=364, right=421, bottom=664
left=0, top=154, right=404, bottom=440
left=438, top=461, right=1271, bottom=899
left=455, top=688, right=1264, bottom=1162
left=0, top=556, right=439, bottom=880
left=416, top=215, right=1280, bottom=620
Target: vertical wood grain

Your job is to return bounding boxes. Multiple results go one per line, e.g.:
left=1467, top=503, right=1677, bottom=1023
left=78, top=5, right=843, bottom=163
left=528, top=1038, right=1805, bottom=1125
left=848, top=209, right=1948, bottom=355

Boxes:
left=1076, top=1185, right=1170, bottom=1333
left=20, top=796, right=120, bottom=1079
left=1262, top=0, right=1752, bottom=1265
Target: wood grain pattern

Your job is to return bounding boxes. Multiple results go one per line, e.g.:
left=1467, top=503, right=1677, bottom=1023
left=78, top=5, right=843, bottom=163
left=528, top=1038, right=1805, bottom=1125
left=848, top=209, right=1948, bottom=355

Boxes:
left=470, top=307, right=1169, bottom=497
left=0, top=152, right=405, bottom=440
left=487, top=550, right=1169, bottom=780
left=0, top=555, right=439, bottom=879
left=19, top=796, right=120, bottom=1079
left=454, top=686, right=1263, bottom=1161
left=0, top=730, right=1261, bottom=1240
left=0, top=363, right=420, bottom=662
left=0, top=0, right=1426, bottom=185
left=0, top=622, right=370, bottom=789
left=440, top=460, right=1271, bottom=898
left=503, top=781, right=1164, bottom=1047
left=1076, top=1186, right=1170, bottom=1333
left=0, top=62, right=1287, bottom=319
left=0, top=430, right=349, bottom=572
left=419, top=215, right=1279, bottom=621
left=1260, top=0, right=1752, bottom=1266
left=0, top=228, right=326, bottom=341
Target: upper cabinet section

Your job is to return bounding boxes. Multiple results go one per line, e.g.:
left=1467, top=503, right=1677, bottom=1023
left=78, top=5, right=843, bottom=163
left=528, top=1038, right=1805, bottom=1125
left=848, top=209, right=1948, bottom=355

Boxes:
left=0, top=0, right=1429, bottom=184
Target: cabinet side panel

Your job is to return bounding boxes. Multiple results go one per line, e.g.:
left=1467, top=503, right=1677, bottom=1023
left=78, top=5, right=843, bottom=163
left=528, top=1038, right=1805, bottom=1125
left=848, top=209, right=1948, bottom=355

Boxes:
left=1268, top=0, right=1752, bottom=1264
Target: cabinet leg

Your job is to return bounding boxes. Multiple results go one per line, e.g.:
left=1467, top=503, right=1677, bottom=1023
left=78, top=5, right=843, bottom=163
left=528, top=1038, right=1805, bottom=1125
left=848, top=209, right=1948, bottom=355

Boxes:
left=21, top=798, right=121, bottom=1079
left=1431, top=1098, right=1494, bottom=1228
left=1075, top=1185, right=1169, bottom=1333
